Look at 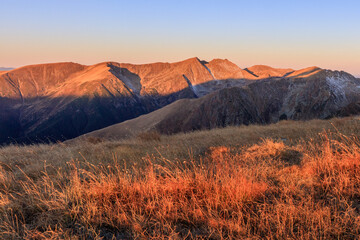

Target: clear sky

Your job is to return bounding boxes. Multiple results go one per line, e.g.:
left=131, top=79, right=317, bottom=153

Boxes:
left=1, top=0, right=359, bottom=76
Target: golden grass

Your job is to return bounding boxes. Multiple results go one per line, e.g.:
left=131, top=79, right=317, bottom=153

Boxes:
left=0, top=117, right=360, bottom=239
left=136, top=131, right=161, bottom=142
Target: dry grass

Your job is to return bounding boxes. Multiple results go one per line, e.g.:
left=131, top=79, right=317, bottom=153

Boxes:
left=0, top=117, right=360, bottom=239
left=136, top=131, right=161, bottom=142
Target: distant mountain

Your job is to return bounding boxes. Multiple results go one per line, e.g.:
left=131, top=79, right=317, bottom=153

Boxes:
left=0, top=58, right=257, bottom=144
left=0, top=67, right=14, bottom=71
left=78, top=69, right=360, bottom=141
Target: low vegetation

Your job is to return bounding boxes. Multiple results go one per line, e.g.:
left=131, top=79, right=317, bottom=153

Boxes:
left=0, top=117, right=360, bottom=239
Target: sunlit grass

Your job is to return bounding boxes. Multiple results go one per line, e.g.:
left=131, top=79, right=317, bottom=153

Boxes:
left=0, top=117, right=360, bottom=239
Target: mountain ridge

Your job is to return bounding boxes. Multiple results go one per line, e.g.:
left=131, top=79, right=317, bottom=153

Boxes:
left=0, top=57, right=358, bottom=144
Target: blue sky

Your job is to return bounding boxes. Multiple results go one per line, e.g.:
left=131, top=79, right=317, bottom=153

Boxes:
left=1, top=0, right=359, bottom=75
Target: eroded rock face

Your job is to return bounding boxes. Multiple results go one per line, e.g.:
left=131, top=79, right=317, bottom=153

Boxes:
left=281, top=70, right=360, bottom=120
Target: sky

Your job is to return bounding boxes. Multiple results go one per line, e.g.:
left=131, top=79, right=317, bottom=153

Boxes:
left=1, top=0, right=359, bottom=76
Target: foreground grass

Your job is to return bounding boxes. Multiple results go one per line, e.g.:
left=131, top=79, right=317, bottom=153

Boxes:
left=0, top=117, right=360, bottom=239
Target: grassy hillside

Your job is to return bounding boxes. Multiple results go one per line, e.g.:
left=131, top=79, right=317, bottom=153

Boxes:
left=0, top=116, right=360, bottom=239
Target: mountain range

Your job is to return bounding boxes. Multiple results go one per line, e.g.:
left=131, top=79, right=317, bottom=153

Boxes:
left=0, top=58, right=359, bottom=144
left=0, top=67, right=14, bottom=72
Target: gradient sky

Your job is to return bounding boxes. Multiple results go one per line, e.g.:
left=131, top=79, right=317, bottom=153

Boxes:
left=1, top=0, right=359, bottom=76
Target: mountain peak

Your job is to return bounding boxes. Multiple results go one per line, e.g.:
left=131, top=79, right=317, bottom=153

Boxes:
left=245, top=65, right=294, bottom=78
left=181, top=57, right=203, bottom=64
